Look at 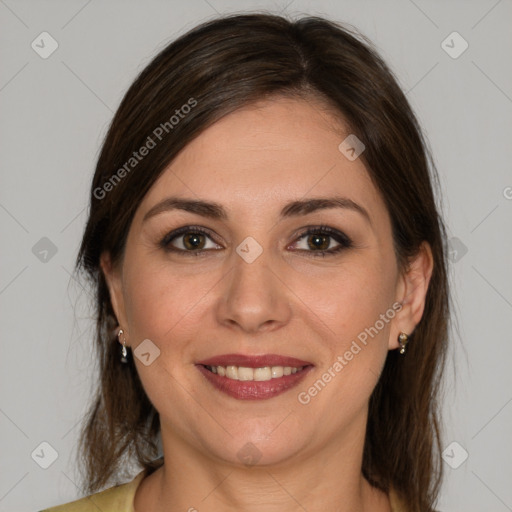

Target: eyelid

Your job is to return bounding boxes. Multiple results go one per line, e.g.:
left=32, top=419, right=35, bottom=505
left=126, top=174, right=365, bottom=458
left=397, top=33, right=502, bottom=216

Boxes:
left=159, top=224, right=353, bottom=255
left=159, top=225, right=221, bottom=252
left=291, top=225, right=352, bottom=247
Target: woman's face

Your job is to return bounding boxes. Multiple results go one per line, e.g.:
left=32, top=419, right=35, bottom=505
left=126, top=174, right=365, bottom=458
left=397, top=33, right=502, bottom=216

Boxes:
left=103, top=96, right=426, bottom=468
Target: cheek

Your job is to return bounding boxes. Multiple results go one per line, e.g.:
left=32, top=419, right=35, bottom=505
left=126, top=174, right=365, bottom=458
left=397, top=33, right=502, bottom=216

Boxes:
left=292, top=253, right=396, bottom=346
left=294, top=255, right=397, bottom=410
left=120, top=259, right=216, bottom=431
left=122, top=256, right=219, bottom=348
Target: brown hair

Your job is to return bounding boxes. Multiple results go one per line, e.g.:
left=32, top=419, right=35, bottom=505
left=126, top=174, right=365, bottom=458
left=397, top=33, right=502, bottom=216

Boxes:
left=75, top=13, right=450, bottom=511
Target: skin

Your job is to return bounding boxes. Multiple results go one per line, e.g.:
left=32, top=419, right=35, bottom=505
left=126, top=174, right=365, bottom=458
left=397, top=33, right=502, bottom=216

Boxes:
left=101, top=96, right=433, bottom=512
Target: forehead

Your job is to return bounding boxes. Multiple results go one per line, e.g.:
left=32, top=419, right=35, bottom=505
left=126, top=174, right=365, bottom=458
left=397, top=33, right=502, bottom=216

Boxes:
left=137, top=97, right=387, bottom=224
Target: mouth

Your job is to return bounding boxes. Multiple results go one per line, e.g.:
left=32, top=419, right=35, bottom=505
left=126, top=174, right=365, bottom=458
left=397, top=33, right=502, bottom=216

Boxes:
left=196, top=354, right=314, bottom=400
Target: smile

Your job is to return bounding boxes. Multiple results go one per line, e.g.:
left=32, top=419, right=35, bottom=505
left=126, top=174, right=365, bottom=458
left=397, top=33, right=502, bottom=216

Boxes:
left=196, top=354, right=314, bottom=400
left=205, top=364, right=305, bottom=381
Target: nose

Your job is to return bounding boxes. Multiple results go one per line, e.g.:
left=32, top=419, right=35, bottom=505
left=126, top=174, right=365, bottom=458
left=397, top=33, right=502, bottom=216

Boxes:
left=216, top=247, right=293, bottom=334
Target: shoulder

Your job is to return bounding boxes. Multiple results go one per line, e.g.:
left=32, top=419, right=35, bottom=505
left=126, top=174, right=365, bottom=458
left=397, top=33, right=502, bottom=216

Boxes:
left=388, top=487, right=442, bottom=512
left=38, top=469, right=147, bottom=512
left=388, top=487, right=411, bottom=512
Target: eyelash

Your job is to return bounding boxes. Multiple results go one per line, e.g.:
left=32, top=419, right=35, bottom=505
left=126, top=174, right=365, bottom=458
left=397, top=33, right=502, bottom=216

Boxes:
left=159, top=224, right=353, bottom=258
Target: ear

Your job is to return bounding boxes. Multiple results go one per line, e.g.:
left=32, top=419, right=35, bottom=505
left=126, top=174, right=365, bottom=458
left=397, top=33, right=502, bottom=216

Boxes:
left=389, top=241, right=434, bottom=350
left=100, top=251, right=129, bottom=345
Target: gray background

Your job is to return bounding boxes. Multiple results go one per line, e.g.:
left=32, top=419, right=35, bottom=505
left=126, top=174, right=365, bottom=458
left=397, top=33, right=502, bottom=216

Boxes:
left=1, top=0, right=511, bottom=511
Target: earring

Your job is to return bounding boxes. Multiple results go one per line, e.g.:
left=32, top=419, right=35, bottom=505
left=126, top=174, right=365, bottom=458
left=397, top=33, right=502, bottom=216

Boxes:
left=118, top=328, right=128, bottom=363
left=398, top=332, right=409, bottom=355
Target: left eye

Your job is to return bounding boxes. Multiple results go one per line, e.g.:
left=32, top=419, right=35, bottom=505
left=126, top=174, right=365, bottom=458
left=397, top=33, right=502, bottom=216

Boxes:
left=290, top=227, right=352, bottom=255
left=295, top=232, right=339, bottom=251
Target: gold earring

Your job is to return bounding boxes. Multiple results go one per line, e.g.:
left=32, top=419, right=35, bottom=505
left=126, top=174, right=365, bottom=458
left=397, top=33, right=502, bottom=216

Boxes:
left=118, top=328, right=128, bottom=363
left=398, top=332, right=409, bottom=355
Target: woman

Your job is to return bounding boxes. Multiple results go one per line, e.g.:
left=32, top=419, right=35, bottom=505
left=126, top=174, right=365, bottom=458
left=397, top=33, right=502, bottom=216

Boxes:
left=40, top=12, right=449, bottom=512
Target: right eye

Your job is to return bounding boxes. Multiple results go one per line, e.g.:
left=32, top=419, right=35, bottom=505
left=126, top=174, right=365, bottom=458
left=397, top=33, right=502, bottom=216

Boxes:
left=159, top=226, right=223, bottom=256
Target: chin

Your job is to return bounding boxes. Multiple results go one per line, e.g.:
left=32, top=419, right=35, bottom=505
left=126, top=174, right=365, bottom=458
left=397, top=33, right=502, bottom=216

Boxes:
left=205, top=420, right=310, bottom=468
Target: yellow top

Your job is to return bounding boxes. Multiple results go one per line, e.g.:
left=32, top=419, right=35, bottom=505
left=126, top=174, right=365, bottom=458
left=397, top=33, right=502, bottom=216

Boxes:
left=39, top=469, right=407, bottom=512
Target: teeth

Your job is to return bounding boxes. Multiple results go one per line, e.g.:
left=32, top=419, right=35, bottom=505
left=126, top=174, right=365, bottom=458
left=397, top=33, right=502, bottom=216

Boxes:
left=226, top=366, right=238, bottom=380
left=271, top=366, right=283, bottom=378
left=238, top=367, right=254, bottom=381
left=207, top=365, right=304, bottom=381
left=254, top=367, right=271, bottom=381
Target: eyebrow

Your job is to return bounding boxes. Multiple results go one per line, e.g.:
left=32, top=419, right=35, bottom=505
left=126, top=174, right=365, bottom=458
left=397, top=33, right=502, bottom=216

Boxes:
left=143, top=196, right=372, bottom=225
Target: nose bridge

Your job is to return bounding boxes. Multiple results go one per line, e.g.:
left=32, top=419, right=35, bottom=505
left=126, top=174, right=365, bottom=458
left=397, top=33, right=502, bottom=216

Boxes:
left=216, top=241, right=291, bottom=333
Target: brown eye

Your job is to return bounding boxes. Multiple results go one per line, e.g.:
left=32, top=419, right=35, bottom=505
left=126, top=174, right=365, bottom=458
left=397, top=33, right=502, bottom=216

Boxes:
left=291, top=226, right=353, bottom=257
left=182, top=232, right=206, bottom=250
left=160, top=226, right=222, bottom=255
left=306, top=233, right=331, bottom=251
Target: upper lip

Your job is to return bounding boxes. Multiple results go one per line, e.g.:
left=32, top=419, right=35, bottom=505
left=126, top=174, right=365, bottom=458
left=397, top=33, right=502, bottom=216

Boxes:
left=196, top=353, right=313, bottom=368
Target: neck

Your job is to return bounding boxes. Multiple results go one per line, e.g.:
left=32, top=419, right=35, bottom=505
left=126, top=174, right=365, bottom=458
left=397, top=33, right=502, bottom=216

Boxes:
left=135, top=415, right=390, bottom=512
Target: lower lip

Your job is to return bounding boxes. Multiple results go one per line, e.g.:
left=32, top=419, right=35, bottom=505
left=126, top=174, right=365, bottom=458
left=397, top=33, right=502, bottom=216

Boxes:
left=197, top=365, right=313, bottom=400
